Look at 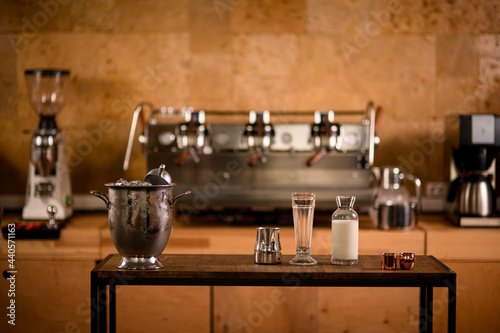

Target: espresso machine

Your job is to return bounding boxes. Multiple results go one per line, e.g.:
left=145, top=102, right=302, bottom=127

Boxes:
left=22, top=69, right=73, bottom=220
left=123, top=102, right=378, bottom=217
left=445, top=114, right=500, bottom=227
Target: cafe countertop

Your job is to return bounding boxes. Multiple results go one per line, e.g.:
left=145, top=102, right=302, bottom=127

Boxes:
left=1, top=212, right=500, bottom=261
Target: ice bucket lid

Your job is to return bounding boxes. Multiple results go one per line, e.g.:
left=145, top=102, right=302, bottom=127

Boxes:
left=104, top=182, right=176, bottom=189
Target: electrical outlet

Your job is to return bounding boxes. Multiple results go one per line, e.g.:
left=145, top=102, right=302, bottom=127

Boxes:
left=426, top=182, right=447, bottom=198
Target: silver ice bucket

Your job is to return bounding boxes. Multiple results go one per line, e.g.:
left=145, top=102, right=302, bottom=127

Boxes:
left=91, top=184, right=190, bottom=269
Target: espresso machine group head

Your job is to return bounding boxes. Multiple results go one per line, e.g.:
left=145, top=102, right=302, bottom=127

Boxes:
left=243, top=111, right=274, bottom=167
left=22, top=69, right=73, bottom=220
left=445, top=114, right=500, bottom=227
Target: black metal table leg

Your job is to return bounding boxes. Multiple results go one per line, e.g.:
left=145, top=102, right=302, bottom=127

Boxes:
left=419, top=286, right=434, bottom=333
left=99, top=282, right=107, bottom=333
left=427, top=287, right=433, bottom=333
left=447, top=276, right=457, bottom=333
left=420, top=286, right=427, bottom=333
left=110, top=283, right=116, bottom=333
left=90, top=272, right=98, bottom=333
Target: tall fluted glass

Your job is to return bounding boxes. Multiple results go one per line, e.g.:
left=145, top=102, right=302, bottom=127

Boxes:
left=290, top=192, right=317, bottom=265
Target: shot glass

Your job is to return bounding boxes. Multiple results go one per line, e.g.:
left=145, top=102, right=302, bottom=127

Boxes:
left=254, top=227, right=281, bottom=264
left=289, top=192, right=318, bottom=265
left=399, top=252, right=415, bottom=270
left=381, top=252, right=398, bottom=270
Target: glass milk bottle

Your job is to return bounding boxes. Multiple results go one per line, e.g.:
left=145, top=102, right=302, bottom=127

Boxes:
left=331, top=196, right=358, bottom=265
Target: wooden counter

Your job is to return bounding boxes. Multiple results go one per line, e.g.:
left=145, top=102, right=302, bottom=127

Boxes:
left=419, top=215, right=500, bottom=261
left=0, top=213, right=106, bottom=260
left=1, top=211, right=427, bottom=259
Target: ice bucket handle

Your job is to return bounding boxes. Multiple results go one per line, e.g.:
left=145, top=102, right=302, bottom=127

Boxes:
left=169, top=191, right=191, bottom=207
left=90, top=191, right=110, bottom=209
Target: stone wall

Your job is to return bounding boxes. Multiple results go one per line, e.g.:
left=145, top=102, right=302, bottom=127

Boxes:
left=0, top=0, right=499, bottom=195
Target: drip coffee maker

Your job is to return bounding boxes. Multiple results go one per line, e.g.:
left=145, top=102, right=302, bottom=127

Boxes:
left=446, top=114, right=500, bottom=226
left=22, top=69, right=73, bottom=220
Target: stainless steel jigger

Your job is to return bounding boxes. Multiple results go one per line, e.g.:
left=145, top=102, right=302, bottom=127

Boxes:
left=254, top=227, right=281, bottom=264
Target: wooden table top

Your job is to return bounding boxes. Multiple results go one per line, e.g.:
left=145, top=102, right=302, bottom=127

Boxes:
left=92, top=254, right=456, bottom=287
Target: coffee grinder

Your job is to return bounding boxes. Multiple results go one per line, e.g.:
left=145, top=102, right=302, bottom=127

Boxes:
left=445, top=114, right=500, bottom=227
left=22, top=69, right=73, bottom=220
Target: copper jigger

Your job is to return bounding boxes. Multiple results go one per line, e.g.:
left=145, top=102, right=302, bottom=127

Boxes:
left=399, top=252, right=415, bottom=270
left=381, top=253, right=398, bottom=270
